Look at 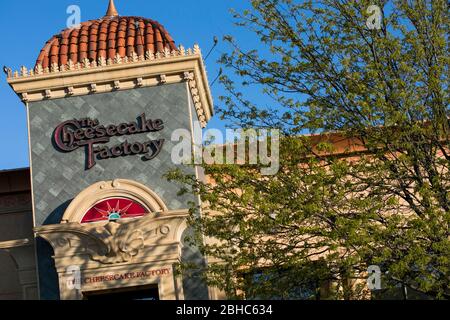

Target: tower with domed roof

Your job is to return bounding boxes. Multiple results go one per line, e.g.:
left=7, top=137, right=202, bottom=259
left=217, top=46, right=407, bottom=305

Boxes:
left=6, top=0, right=216, bottom=300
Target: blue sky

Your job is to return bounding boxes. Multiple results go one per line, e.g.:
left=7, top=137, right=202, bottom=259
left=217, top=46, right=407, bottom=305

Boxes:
left=0, top=0, right=259, bottom=170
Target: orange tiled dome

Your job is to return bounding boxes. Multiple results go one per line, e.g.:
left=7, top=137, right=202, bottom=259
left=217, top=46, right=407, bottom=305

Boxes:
left=35, top=2, right=176, bottom=69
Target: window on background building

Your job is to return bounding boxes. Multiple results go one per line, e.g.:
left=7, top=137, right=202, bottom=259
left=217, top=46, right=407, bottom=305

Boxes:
left=243, top=264, right=330, bottom=300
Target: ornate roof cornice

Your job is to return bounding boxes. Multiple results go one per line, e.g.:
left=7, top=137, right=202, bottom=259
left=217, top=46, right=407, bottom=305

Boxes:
left=6, top=44, right=213, bottom=127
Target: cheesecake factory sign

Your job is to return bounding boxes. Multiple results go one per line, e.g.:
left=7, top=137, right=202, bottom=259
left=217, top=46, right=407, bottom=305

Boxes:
left=53, top=114, right=165, bottom=169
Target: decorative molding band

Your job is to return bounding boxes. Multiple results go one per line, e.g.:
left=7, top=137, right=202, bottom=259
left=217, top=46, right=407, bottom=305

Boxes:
left=7, top=44, right=213, bottom=127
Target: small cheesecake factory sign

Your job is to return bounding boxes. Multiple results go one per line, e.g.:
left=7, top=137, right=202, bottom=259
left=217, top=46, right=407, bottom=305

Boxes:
left=84, top=268, right=171, bottom=284
left=53, top=114, right=165, bottom=169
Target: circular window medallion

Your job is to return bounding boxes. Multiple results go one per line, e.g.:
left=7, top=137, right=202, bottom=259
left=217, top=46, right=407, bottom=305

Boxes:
left=81, top=197, right=148, bottom=223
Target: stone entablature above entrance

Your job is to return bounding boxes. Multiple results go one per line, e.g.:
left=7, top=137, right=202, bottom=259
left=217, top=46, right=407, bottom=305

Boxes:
left=35, top=209, right=188, bottom=267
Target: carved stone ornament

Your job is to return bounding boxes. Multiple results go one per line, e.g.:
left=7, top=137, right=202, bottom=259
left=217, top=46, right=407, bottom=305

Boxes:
left=35, top=210, right=188, bottom=265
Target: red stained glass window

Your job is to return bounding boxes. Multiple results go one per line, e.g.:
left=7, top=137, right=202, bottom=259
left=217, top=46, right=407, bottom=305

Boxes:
left=81, top=197, right=148, bottom=223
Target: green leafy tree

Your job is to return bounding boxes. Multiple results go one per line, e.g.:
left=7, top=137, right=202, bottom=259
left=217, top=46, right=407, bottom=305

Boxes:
left=167, top=0, right=449, bottom=299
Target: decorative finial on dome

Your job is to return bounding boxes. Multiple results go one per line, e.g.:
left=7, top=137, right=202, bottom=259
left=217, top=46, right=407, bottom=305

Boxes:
left=105, top=0, right=119, bottom=17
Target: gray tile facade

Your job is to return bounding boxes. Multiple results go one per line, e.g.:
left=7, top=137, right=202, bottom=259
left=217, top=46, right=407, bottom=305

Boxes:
left=29, top=83, right=209, bottom=300
left=28, top=83, right=195, bottom=226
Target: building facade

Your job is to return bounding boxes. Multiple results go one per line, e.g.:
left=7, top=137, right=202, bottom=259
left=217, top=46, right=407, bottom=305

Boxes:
left=1, top=0, right=220, bottom=300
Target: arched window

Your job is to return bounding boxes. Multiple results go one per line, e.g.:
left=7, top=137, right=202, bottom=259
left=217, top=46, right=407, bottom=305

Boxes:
left=81, top=197, right=148, bottom=223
